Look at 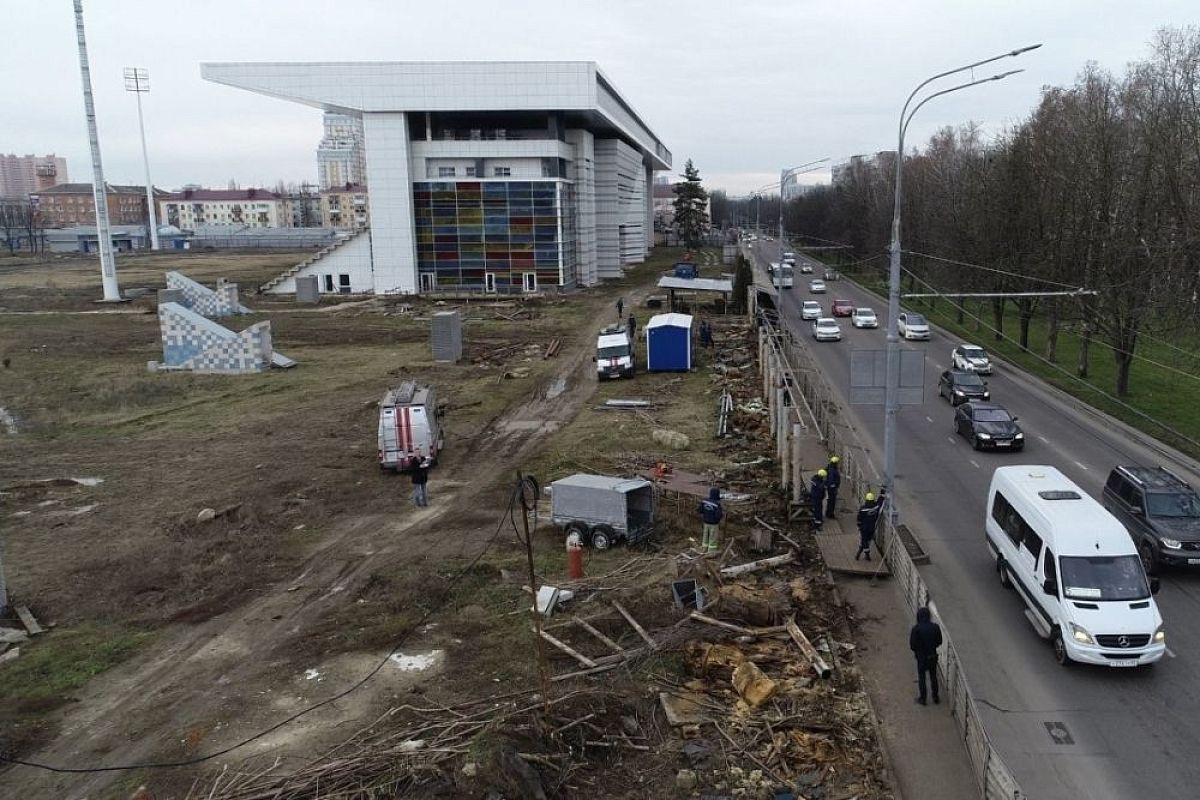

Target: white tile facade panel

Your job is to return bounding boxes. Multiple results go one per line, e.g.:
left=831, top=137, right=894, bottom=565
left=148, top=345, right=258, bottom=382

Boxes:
left=272, top=231, right=374, bottom=294
left=594, top=139, right=646, bottom=278
left=566, top=129, right=597, bottom=287
left=363, top=112, right=417, bottom=294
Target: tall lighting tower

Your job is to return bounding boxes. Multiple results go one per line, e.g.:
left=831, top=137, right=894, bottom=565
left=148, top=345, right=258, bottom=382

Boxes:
left=124, top=67, right=160, bottom=250
left=73, top=0, right=121, bottom=300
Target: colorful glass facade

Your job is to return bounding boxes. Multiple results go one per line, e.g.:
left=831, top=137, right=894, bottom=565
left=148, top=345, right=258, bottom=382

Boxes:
left=413, top=180, right=576, bottom=291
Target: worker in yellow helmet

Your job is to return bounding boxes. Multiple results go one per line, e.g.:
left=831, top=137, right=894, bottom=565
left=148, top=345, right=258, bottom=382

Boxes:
left=825, top=455, right=842, bottom=519
left=856, top=489, right=885, bottom=560
left=810, top=468, right=828, bottom=529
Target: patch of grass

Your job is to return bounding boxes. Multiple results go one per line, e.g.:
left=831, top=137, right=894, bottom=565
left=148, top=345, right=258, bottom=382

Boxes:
left=840, top=264, right=1200, bottom=459
left=0, top=624, right=151, bottom=709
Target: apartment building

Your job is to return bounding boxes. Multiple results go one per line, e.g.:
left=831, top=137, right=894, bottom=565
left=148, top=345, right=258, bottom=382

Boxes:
left=31, top=182, right=163, bottom=227
left=159, top=188, right=285, bottom=229
left=0, top=154, right=68, bottom=197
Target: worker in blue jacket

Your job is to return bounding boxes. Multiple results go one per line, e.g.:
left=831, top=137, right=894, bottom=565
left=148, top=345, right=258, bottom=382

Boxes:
left=824, top=455, right=842, bottom=518
left=698, top=487, right=724, bottom=554
left=809, top=469, right=827, bottom=529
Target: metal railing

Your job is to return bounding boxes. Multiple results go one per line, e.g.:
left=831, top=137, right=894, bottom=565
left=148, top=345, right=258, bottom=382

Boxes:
left=756, top=302, right=1025, bottom=800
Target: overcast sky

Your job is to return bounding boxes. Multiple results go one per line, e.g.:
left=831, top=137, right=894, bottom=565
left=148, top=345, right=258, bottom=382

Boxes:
left=0, top=1, right=1191, bottom=195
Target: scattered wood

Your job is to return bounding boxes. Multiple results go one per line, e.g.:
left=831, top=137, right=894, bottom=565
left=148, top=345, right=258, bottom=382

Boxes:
left=612, top=602, right=657, bottom=650
left=0, top=646, right=19, bottom=664
left=714, top=584, right=791, bottom=626
left=535, top=627, right=597, bottom=668
left=15, top=606, right=43, bottom=636
left=688, top=611, right=787, bottom=638
left=571, top=616, right=624, bottom=654
left=732, top=661, right=778, bottom=707
left=604, top=399, right=653, bottom=408
left=785, top=617, right=832, bottom=679
left=551, top=713, right=597, bottom=735
left=718, top=552, right=795, bottom=578
left=659, top=691, right=708, bottom=726
left=550, top=661, right=623, bottom=682
left=749, top=527, right=773, bottom=553
left=543, top=338, right=561, bottom=359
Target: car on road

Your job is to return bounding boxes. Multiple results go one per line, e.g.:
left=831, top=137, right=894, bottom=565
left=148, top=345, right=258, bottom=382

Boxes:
left=986, top=465, right=1164, bottom=667
left=938, top=369, right=991, bottom=405
left=954, top=401, right=1023, bottom=450
left=897, top=312, right=930, bottom=340
left=851, top=308, right=878, bottom=328
left=800, top=300, right=822, bottom=320
left=809, top=279, right=827, bottom=294
left=1102, top=465, right=1200, bottom=575
left=824, top=269, right=840, bottom=281
left=952, top=343, right=993, bottom=374
left=831, top=299, right=854, bottom=317
left=798, top=262, right=813, bottom=274
left=811, top=317, right=842, bottom=342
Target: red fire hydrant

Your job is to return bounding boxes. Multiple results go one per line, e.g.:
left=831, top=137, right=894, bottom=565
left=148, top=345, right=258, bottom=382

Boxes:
left=566, top=532, right=585, bottom=579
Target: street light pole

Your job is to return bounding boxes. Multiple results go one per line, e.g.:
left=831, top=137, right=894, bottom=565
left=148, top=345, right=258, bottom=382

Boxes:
left=776, top=159, right=829, bottom=292
left=125, top=67, right=160, bottom=250
left=882, top=45, right=1040, bottom=518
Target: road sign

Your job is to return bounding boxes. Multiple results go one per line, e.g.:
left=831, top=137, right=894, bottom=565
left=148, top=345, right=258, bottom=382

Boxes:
left=849, top=349, right=925, bottom=405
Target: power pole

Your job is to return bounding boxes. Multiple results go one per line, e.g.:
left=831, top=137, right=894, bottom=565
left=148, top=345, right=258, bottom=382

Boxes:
left=518, top=473, right=551, bottom=711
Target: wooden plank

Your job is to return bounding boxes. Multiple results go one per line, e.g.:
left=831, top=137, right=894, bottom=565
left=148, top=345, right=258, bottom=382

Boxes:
left=15, top=606, right=42, bottom=636
left=785, top=617, right=832, bottom=679
left=571, top=616, right=624, bottom=654
left=612, top=601, right=658, bottom=650
left=0, top=646, right=19, bottom=664
left=551, top=661, right=623, bottom=682
left=718, top=552, right=794, bottom=578
left=535, top=627, right=597, bottom=668
left=659, top=691, right=707, bottom=726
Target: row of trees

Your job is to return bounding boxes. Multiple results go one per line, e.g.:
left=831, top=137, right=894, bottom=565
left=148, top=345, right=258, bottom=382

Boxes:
left=0, top=199, right=47, bottom=255
left=785, top=27, right=1200, bottom=398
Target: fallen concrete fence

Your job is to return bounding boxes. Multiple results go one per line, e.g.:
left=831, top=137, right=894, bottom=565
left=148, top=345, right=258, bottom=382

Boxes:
left=754, top=306, right=1025, bottom=800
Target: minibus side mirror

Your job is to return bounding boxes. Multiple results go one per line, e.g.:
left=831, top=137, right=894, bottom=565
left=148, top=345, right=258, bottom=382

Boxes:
left=1130, top=505, right=1143, bottom=515
left=1043, top=579, right=1057, bottom=596
left=1150, top=577, right=1161, bottom=595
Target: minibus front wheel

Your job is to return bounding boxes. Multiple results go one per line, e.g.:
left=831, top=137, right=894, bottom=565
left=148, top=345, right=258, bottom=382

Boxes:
left=1052, top=628, right=1072, bottom=667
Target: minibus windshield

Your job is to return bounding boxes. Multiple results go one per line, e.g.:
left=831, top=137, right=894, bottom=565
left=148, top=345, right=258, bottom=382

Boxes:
left=1059, top=555, right=1150, bottom=601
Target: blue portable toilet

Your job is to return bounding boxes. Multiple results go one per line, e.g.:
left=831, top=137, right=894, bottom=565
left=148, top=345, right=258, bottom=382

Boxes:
left=645, top=313, right=693, bottom=371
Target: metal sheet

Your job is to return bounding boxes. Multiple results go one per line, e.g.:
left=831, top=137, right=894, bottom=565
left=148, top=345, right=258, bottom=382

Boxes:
left=848, top=349, right=925, bottom=405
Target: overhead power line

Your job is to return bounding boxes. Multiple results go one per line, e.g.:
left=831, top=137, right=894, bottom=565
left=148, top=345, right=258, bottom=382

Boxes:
left=902, top=249, right=1084, bottom=289
left=903, top=290, right=1097, bottom=298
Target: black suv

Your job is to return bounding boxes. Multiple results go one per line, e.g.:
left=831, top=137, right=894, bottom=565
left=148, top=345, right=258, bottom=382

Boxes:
left=938, top=369, right=990, bottom=405
left=1102, top=465, right=1200, bottom=575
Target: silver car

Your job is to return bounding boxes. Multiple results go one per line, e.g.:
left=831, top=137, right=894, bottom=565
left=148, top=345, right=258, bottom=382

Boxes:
left=801, top=300, right=822, bottom=320
left=812, top=317, right=842, bottom=341
left=851, top=308, right=878, bottom=328
left=809, top=279, right=827, bottom=294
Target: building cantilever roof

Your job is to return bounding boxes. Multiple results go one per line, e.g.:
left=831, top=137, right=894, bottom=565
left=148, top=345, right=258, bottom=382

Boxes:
left=201, top=60, right=671, bottom=171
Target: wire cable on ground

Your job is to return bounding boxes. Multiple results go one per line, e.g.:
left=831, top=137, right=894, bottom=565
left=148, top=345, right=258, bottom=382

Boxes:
left=0, top=477, right=532, bottom=775
left=898, top=267, right=1200, bottom=454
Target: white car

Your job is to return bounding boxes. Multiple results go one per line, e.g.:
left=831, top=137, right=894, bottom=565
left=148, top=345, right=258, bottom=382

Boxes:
left=952, top=343, right=993, bottom=374
left=809, top=279, right=827, bottom=294
left=851, top=308, right=878, bottom=328
left=799, top=263, right=813, bottom=274
left=812, top=317, right=842, bottom=341
left=897, top=312, right=930, bottom=340
left=801, top=300, right=822, bottom=320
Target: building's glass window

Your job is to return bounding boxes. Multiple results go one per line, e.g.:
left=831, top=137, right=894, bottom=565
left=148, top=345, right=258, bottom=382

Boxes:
left=413, top=180, right=574, bottom=291
left=438, top=166, right=456, bottom=177
left=493, top=167, right=512, bottom=177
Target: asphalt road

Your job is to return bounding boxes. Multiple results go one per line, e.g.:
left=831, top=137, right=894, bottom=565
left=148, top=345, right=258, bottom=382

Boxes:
left=749, top=240, right=1200, bottom=800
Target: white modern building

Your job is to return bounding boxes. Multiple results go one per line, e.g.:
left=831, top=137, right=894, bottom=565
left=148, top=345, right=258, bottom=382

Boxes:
left=317, top=112, right=366, bottom=190
left=202, top=61, right=671, bottom=295
left=159, top=188, right=286, bottom=229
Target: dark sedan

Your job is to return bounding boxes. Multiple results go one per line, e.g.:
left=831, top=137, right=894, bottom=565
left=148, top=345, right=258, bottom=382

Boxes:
left=937, top=369, right=990, bottom=406
left=954, top=402, right=1025, bottom=451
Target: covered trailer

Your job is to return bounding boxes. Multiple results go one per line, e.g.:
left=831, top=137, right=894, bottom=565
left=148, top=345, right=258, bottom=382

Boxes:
left=645, top=313, right=693, bottom=372
left=378, top=381, right=445, bottom=471
left=550, top=473, right=656, bottom=550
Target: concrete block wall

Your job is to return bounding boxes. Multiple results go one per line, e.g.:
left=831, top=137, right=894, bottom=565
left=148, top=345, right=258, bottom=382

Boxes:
left=155, top=302, right=272, bottom=373
left=165, top=271, right=252, bottom=317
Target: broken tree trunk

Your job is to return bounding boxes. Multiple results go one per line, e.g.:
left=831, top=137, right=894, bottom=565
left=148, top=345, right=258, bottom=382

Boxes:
left=719, top=552, right=795, bottom=578
left=785, top=617, right=832, bottom=679
left=714, top=584, right=791, bottom=627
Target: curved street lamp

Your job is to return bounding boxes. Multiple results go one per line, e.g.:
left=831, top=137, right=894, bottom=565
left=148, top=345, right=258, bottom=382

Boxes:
left=882, top=45, right=1041, bottom=518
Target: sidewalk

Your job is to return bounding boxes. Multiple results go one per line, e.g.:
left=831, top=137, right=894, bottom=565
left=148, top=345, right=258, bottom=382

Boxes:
left=827, top=518, right=979, bottom=800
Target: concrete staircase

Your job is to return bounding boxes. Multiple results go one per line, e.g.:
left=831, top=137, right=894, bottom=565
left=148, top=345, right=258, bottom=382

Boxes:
left=259, top=227, right=368, bottom=293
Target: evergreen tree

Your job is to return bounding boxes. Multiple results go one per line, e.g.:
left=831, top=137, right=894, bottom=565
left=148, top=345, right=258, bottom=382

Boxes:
left=672, top=159, right=709, bottom=248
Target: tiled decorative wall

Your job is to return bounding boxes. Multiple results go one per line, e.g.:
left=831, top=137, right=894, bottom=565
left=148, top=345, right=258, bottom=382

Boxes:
left=165, top=271, right=252, bottom=317
left=152, top=302, right=272, bottom=374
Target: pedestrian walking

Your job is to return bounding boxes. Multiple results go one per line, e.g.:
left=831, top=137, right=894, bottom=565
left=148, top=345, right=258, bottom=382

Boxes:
left=627, top=312, right=637, bottom=339
left=855, top=491, right=884, bottom=560
left=910, top=606, right=943, bottom=705
left=616, top=297, right=624, bottom=319
left=809, top=469, right=827, bottom=529
left=824, top=455, right=841, bottom=518
left=411, top=458, right=430, bottom=507
left=698, top=487, right=724, bottom=554
left=702, top=320, right=715, bottom=348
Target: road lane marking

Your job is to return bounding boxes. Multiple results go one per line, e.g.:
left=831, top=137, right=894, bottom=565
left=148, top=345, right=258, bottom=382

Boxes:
left=947, top=436, right=957, bottom=444
left=934, top=363, right=944, bottom=370
left=1074, top=461, right=1090, bottom=471
left=926, top=415, right=934, bottom=423
left=1166, top=647, right=1176, bottom=658
left=970, top=460, right=980, bottom=469
left=1037, top=435, right=1048, bottom=443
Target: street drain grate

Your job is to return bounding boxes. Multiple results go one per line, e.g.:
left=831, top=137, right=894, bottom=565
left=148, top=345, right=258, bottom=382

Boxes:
left=1044, top=721, right=1075, bottom=745
left=896, top=524, right=930, bottom=564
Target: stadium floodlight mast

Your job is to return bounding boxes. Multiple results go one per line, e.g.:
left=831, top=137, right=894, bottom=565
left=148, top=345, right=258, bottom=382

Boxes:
left=882, top=44, right=1041, bottom=519
left=125, top=67, right=160, bottom=250
left=73, top=0, right=121, bottom=301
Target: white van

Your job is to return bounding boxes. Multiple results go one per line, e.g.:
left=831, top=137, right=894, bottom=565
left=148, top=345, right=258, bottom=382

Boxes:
left=378, top=381, right=445, bottom=471
left=985, top=465, right=1165, bottom=667
left=596, top=326, right=634, bottom=379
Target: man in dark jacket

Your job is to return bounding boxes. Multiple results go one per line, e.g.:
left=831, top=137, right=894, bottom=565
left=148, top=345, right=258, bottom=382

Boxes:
left=627, top=313, right=637, bottom=340
left=824, top=456, right=841, bottom=518
left=909, top=606, right=943, bottom=705
left=698, top=487, right=724, bottom=554
left=855, top=491, right=883, bottom=560
left=809, top=469, right=827, bottom=529
left=411, top=458, right=430, bottom=508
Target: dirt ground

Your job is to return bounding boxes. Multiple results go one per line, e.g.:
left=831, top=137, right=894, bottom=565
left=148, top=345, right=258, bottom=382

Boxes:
left=0, top=248, right=893, bottom=800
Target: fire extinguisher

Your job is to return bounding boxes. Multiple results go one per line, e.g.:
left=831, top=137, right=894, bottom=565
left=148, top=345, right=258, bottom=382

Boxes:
left=566, top=531, right=584, bottom=579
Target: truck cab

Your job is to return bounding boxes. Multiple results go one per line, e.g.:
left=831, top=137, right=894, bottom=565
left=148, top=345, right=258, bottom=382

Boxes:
left=596, top=326, right=635, bottom=379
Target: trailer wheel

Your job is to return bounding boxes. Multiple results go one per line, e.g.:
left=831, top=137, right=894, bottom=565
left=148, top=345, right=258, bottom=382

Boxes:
left=564, top=522, right=589, bottom=543
left=590, top=526, right=614, bottom=551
